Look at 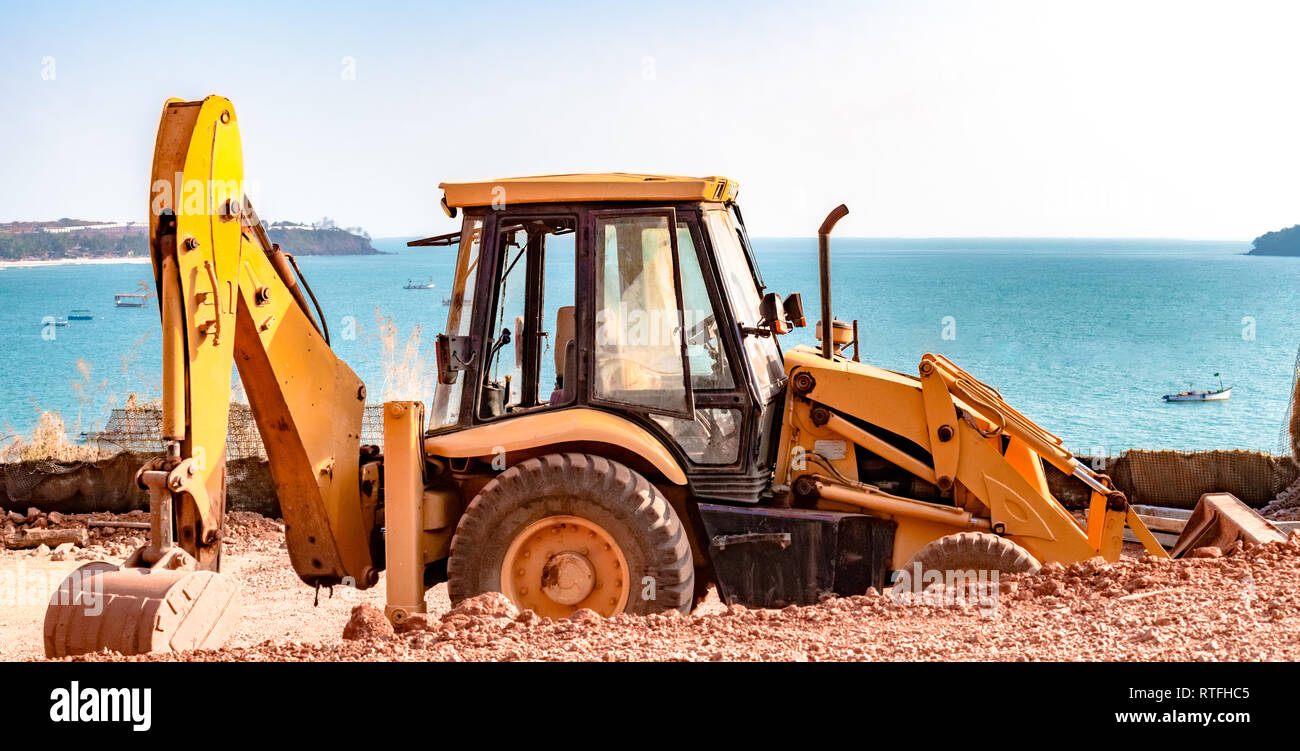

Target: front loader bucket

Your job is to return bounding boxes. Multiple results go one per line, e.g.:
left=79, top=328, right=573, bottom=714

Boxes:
left=44, top=561, right=240, bottom=658
left=1169, top=492, right=1287, bottom=559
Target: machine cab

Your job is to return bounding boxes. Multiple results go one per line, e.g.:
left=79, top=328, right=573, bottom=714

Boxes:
left=422, top=174, right=793, bottom=502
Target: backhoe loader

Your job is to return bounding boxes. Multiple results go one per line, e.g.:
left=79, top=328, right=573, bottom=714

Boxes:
left=42, top=95, right=1285, bottom=657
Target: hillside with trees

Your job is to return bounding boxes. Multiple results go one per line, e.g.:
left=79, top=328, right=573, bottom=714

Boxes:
left=1248, top=225, right=1300, bottom=256
left=0, top=217, right=381, bottom=261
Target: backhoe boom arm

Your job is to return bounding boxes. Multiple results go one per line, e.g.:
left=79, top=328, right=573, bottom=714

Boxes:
left=147, top=96, right=378, bottom=589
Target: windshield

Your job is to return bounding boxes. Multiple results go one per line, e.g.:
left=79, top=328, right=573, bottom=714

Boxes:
left=705, top=209, right=783, bottom=400
left=430, top=218, right=482, bottom=429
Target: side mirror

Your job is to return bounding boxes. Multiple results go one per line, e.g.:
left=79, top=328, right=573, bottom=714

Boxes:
left=758, top=292, right=790, bottom=335
left=782, top=293, right=807, bottom=328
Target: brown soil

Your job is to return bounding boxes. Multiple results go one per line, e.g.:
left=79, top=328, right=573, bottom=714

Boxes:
left=7, top=510, right=1300, bottom=662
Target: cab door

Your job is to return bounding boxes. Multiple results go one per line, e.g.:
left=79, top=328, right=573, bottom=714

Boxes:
left=586, top=208, right=695, bottom=420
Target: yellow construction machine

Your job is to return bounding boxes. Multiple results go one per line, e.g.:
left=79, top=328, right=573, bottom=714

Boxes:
left=42, top=96, right=1284, bottom=657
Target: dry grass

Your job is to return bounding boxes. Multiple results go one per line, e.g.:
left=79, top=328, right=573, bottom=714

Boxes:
left=0, top=410, right=104, bottom=463
left=375, top=309, right=433, bottom=404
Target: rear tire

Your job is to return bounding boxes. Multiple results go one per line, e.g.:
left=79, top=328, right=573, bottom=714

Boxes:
left=447, top=453, right=694, bottom=618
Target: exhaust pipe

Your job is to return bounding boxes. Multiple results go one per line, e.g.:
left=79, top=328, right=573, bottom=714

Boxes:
left=818, top=205, right=850, bottom=359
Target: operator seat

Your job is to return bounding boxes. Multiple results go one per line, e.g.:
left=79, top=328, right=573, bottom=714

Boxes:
left=550, top=305, right=576, bottom=405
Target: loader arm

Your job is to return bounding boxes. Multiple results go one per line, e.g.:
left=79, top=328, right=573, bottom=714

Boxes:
left=778, top=346, right=1169, bottom=567
left=145, top=96, right=377, bottom=589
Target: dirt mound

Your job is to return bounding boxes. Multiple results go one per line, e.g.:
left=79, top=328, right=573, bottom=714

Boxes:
left=59, top=536, right=1300, bottom=663
left=222, top=512, right=286, bottom=549
left=447, top=592, right=519, bottom=620
left=342, top=604, right=395, bottom=641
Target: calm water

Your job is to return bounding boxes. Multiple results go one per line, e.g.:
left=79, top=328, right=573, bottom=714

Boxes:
left=2, top=237, right=1296, bottom=455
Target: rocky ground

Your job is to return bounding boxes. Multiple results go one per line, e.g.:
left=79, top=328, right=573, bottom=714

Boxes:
left=4, top=508, right=1300, bottom=662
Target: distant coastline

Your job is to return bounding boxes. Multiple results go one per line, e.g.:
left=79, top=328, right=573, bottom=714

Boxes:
left=0, top=256, right=151, bottom=269
left=0, top=218, right=384, bottom=261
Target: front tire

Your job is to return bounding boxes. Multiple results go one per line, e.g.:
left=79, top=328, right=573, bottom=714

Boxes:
left=447, top=453, right=694, bottom=619
left=901, top=531, right=1041, bottom=579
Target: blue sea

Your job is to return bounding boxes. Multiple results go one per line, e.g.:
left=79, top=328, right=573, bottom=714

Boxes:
left=2, top=237, right=1297, bottom=455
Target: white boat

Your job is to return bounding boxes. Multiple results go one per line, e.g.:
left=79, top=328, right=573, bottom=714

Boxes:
left=1162, top=387, right=1231, bottom=402
left=403, top=278, right=436, bottom=290
left=1162, top=373, right=1231, bottom=402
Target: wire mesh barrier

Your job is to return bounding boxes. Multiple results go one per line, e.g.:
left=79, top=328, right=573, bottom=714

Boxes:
left=2, top=459, right=87, bottom=504
left=87, top=404, right=389, bottom=460
left=1263, top=342, right=1300, bottom=518
left=1108, top=449, right=1298, bottom=509
left=1278, top=342, right=1300, bottom=459
left=90, top=406, right=164, bottom=456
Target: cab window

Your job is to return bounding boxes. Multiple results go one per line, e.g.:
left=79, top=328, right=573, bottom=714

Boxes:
left=678, top=221, right=734, bottom=391
left=430, top=219, right=481, bottom=430
left=706, top=209, right=783, bottom=400
left=591, top=210, right=693, bottom=418
left=479, top=216, right=577, bottom=419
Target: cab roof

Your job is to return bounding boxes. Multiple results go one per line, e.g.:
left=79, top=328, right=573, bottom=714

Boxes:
left=439, top=173, right=738, bottom=208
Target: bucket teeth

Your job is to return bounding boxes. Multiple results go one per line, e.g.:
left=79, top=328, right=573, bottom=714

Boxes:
left=44, top=563, right=240, bottom=658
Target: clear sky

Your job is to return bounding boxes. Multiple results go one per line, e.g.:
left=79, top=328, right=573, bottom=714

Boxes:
left=2, top=0, right=1298, bottom=240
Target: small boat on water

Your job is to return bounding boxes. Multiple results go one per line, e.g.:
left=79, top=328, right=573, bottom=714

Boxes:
left=68, top=309, right=93, bottom=321
left=1163, top=387, right=1231, bottom=402
left=52, top=316, right=70, bottom=327
left=403, top=278, right=436, bottom=290
left=1162, top=373, right=1231, bottom=402
left=116, top=281, right=154, bottom=307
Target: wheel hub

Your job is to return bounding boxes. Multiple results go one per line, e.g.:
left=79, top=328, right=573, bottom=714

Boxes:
left=541, top=552, right=596, bottom=604
left=501, top=515, right=630, bottom=618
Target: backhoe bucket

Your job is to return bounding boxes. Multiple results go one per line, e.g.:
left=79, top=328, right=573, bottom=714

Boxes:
left=1169, top=492, right=1287, bottom=559
left=44, top=560, right=240, bottom=658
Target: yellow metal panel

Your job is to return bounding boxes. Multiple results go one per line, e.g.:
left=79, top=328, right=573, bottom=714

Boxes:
left=983, top=474, right=1056, bottom=541
left=422, top=488, right=460, bottom=531
left=919, top=364, right=960, bottom=487
left=1001, top=437, right=1054, bottom=499
left=952, top=421, right=1096, bottom=562
left=146, top=96, right=245, bottom=565
left=424, top=408, right=687, bottom=485
left=233, top=248, right=371, bottom=584
left=384, top=401, right=426, bottom=622
left=158, top=255, right=186, bottom=440
left=440, top=173, right=737, bottom=208
left=784, top=347, right=935, bottom=450
left=1095, top=503, right=1128, bottom=560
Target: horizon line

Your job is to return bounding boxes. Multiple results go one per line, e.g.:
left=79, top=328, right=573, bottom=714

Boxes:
left=376, top=233, right=1252, bottom=243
